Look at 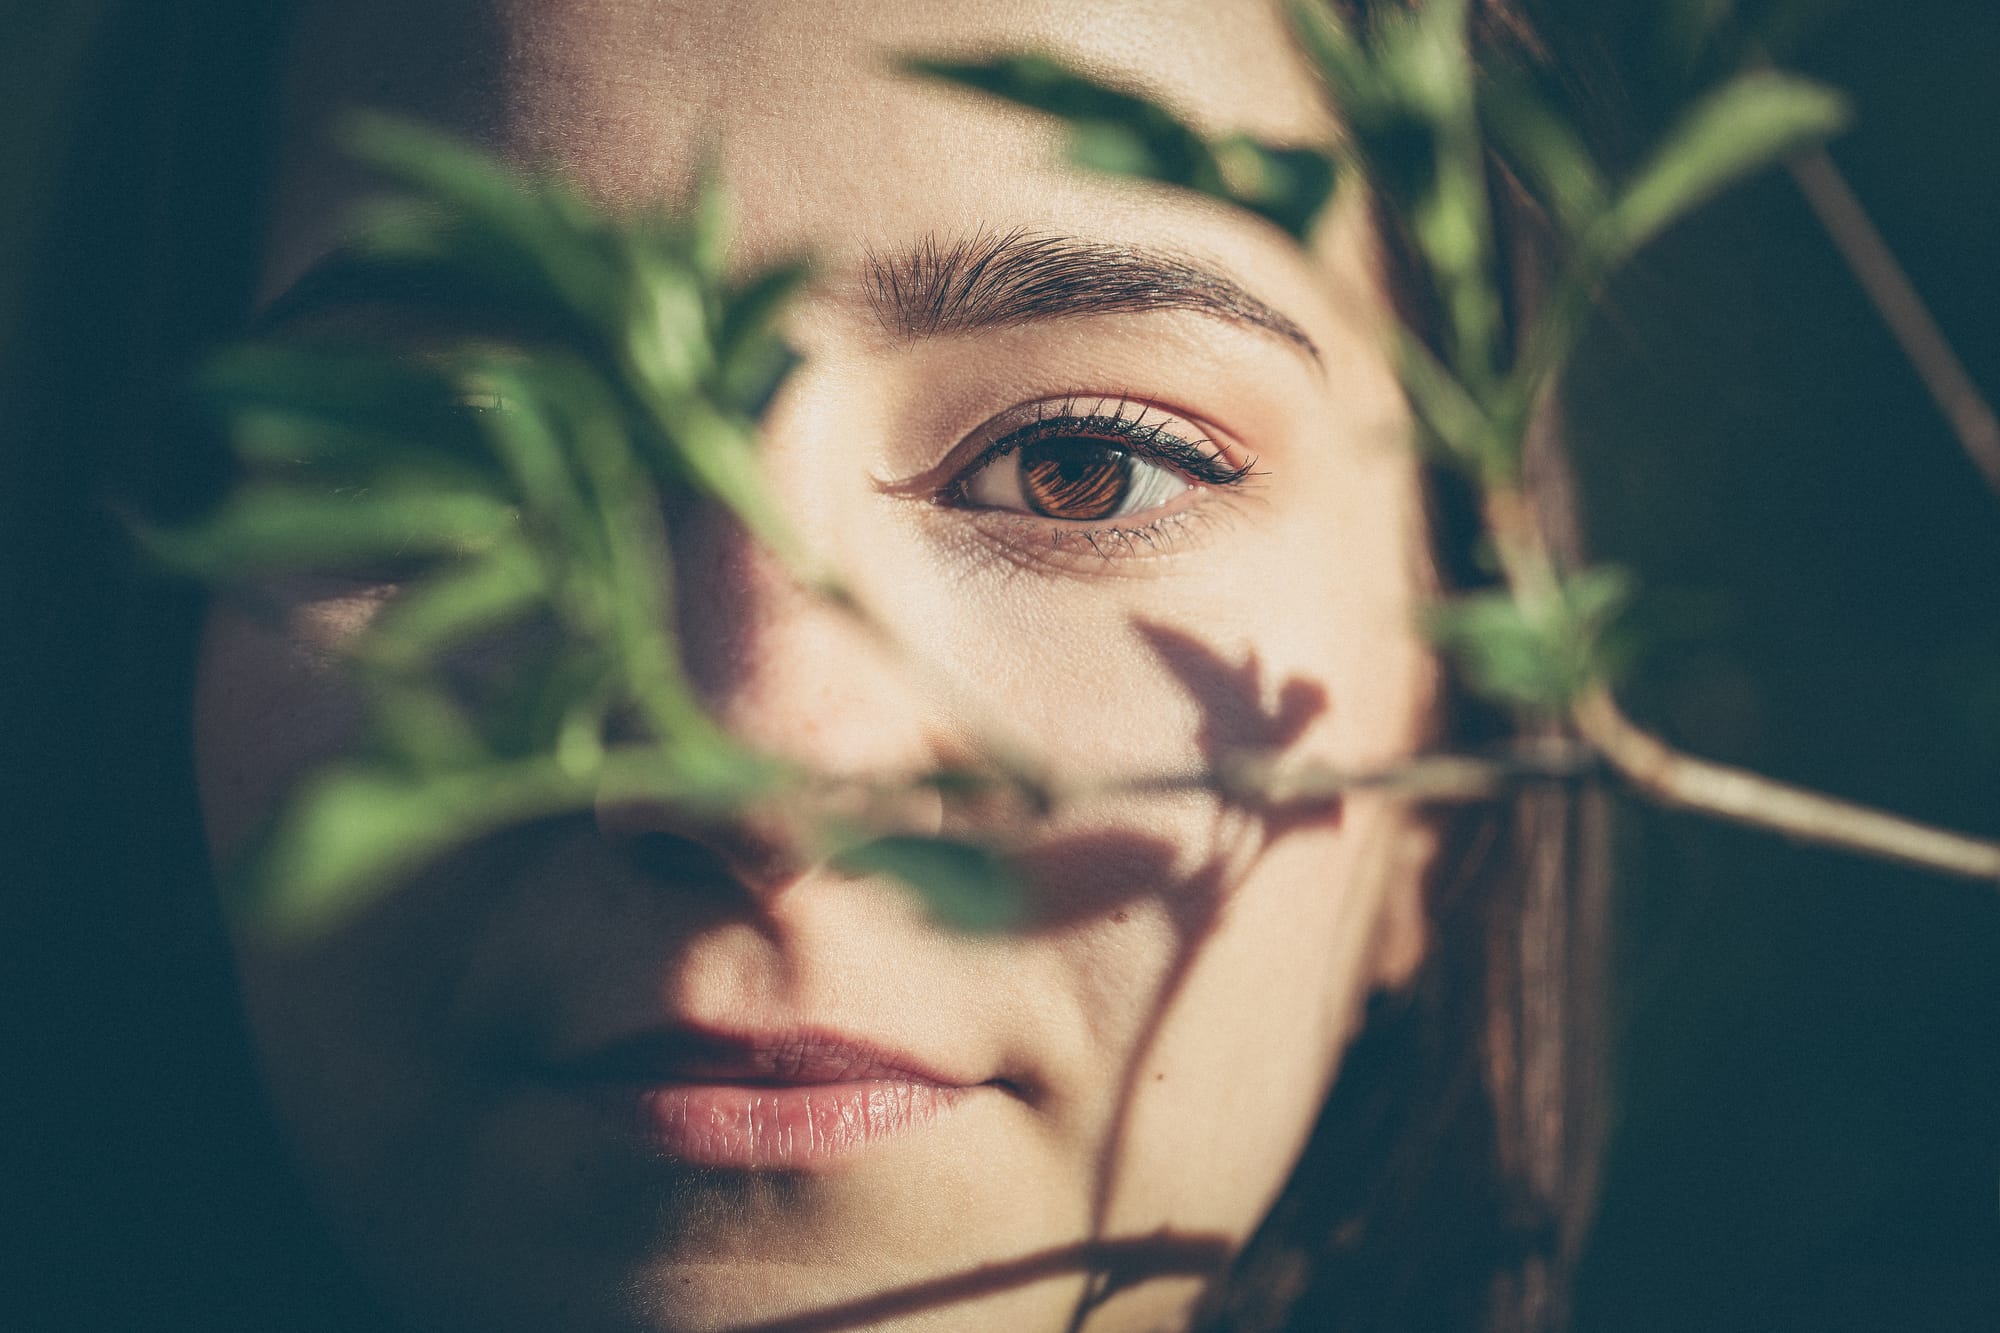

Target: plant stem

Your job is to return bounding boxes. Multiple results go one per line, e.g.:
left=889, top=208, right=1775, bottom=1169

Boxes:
left=1202, top=744, right=1600, bottom=805
left=1573, top=686, right=2000, bottom=883
left=1484, top=476, right=2000, bottom=886
left=1788, top=147, right=2000, bottom=497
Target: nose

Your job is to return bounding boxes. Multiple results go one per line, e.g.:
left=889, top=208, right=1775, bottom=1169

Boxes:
left=592, top=502, right=950, bottom=902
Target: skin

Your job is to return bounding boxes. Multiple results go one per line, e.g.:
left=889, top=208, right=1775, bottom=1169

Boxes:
left=194, top=1, right=1441, bottom=1329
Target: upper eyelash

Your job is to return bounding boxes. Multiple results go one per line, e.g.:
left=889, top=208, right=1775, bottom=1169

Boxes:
left=946, top=395, right=1257, bottom=505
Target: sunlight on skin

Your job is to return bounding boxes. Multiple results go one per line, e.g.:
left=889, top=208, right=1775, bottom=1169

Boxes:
left=194, top=1, right=1445, bottom=1329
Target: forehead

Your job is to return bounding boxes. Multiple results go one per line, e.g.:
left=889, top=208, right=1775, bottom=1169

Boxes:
left=264, top=0, right=1339, bottom=303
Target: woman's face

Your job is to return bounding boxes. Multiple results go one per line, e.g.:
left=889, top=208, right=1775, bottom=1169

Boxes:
left=194, top=1, right=1438, bottom=1329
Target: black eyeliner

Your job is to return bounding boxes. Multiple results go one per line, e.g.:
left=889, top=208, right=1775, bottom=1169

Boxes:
left=954, top=395, right=1257, bottom=499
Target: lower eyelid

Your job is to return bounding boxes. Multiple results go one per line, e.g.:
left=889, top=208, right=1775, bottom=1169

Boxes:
left=945, top=490, right=1256, bottom=577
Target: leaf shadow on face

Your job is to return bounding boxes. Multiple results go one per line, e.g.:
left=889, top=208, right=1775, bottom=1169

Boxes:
left=243, top=615, right=1353, bottom=1330
left=1046, top=621, right=1341, bottom=1329
left=696, top=622, right=1351, bottom=1332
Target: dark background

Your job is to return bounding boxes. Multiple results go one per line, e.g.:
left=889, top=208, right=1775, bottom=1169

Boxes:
left=4, top=2, right=1995, bottom=1329
left=1552, top=2, right=2000, bottom=1328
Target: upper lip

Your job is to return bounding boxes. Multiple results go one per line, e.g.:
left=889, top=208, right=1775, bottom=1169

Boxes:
left=543, top=1024, right=974, bottom=1088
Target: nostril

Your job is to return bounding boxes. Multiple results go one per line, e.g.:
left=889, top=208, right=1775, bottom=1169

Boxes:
left=604, top=809, right=815, bottom=903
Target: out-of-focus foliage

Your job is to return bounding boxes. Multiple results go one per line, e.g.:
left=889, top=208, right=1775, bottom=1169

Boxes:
left=152, top=116, right=1016, bottom=935
left=903, top=52, right=1337, bottom=238
left=157, top=0, right=1856, bottom=933
left=914, top=0, right=1847, bottom=710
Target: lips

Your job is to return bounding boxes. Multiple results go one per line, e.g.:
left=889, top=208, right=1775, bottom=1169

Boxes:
left=539, top=1026, right=979, bottom=1169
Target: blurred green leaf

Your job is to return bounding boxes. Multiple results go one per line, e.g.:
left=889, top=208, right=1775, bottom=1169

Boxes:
left=1289, top=0, right=1505, bottom=392
left=1603, top=70, right=1849, bottom=262
left=234, top=758, right=586, bottom=935
left=1426, top=566, right=1637, bottom=711
left=1285, top=0, right=1375, bottom=110
left=685, top=147, right=732, bottom=285
left=356, top=543, right=549, bottom=672
left=355, top=673, right=490, bottom=773
left=1392, top=326, right=1498, bottom=473
left=594, top=738, right=791, bottom=817
left=341, top=113, right=622, bottom=332
left=142, top=484, right=517, bottom=577
left=1481, top=73, right=1609, bottom=232
left=715, top=261, right=810, bottom=415
left=835, top=834, right=1025, bottom=933
left=905, top=52, right=1336, bottom=238
left=1209, top=136, right=1339, bottom=238
left=201, top=344, right=492, bottom=469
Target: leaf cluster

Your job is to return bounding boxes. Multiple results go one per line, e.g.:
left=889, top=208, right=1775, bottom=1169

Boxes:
left=156, top=118, right=1017, bottom=935
left=156, top=4, right=1866, bottom=933
left=908, top=0, right=1847, bottom=711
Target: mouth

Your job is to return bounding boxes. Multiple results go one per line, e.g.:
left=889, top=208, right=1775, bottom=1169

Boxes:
left=537, top=1026, right=986, bottom=1170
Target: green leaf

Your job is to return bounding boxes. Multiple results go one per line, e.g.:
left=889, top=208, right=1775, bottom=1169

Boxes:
left=905, top=53, right=1335, bottom=237
left=1604, top=70, right=1849, bottom=263
left=645, top=394, right=799, bottom=562
left=356, top=543, right=549, bottom=672
left=1392, top=326, right=1496, bottom=473
left=202, top=344, right=501, bottom=478
left=910, top=52, right=1213, bottom=181
left=1287, top=0, right=1503, bottom=389
left=712, top=259, right=810, bottom=413
left=685, top=146, right=732, bottom=284
left=1209, top=136, right=1338, bottom=239
left=835, top=834, right=1025, bottom=933
left=343, top=113, right=545, bottom=233
left=477, top=643, right=617, bottom=760
left=1424, top=566, right=1637, bottom=712
left=462, top=356, right=610, bottom=549
left=353, top=673, right=490, bottom=773
left=232, top=759, right=588, bottom=935
left=1480, top=74, right=1608, bottom=233
left=1284, top=0, right=1374, bottom=110
left=596, top=738, right=789, bottom=812
left=142, top=485, right=518, bottom=577
left=341, top=113, right=624, bottom=334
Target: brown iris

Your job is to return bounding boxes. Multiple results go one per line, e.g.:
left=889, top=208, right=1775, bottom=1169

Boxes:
left=1018, top=439, right=1132, bottom=521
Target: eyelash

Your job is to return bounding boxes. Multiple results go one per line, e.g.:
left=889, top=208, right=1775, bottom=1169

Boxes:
left=942, top=396, right=1258, bottom=557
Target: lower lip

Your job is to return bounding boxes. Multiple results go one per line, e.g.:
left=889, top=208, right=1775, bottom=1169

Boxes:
left=590, top=1080, right=963, bottom=1168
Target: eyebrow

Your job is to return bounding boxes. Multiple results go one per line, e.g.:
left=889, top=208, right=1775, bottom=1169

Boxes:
left=861, top=228, right=1320, bottom=362
left=254, top=228, right=1324, bottom=364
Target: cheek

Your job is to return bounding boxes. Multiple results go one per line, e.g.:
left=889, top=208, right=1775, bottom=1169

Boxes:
left=1134, top=807, right=1427, bottom=1217
left=1014, top=790, right=1438, bottom=1246
left=193, top=594, right=378, bottom=861
left=890, top=528, right=1432, bottom=785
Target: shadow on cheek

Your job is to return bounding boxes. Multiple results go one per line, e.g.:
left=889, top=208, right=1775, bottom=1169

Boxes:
left=1135, top=618, right=1331, bottom=756
left=1007, top=826, right=1194, bottom=933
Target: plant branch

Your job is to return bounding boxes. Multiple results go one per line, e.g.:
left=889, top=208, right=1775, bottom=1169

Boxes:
left=1788, top=147, right=2000, bottom=496
left=1484, top=469, right=2000, bottom=887
left=1574, top=687, right=2000, bottom=883
left=1105, top=743, right=1600, bottom=807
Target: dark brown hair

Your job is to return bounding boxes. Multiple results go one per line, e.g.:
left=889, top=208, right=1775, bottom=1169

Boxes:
left=1203, top=4, right=1611, bottom=1329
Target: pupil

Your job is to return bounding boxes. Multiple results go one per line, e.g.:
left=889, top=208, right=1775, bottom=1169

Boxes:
left=1019, top=439, right=1131, bottom=521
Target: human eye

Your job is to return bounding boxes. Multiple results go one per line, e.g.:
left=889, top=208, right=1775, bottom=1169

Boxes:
left=943, top=396, right=1257, bottom=542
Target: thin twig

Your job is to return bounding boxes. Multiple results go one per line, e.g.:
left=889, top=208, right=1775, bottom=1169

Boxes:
left=1481, top=477, right=2000, bottom=887
left=902, top=745, right=1603, bottom=820
left=1789, top=147, right=2000, bottom=496
left=1573, top=687, right=2000, bottom=883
